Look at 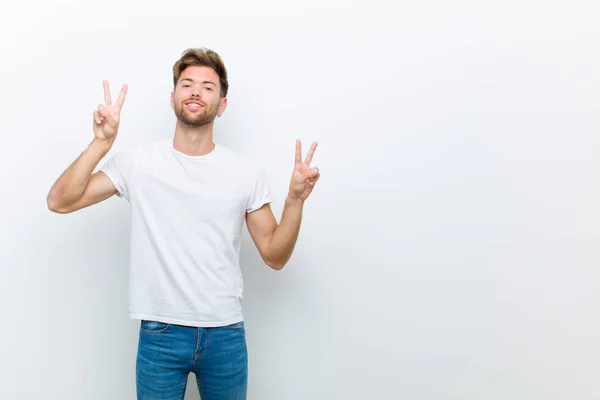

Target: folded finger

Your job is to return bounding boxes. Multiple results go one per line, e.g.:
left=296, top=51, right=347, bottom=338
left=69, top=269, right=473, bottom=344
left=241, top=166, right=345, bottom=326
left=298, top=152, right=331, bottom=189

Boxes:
left=97, top=105, right=109, bottom=118
left=93, top=111, right=102, bottom=125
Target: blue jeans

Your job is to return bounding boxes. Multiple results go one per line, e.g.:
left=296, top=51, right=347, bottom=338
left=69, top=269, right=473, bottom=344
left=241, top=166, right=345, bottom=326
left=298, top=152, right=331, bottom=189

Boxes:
left=136, top=319, right=248, bottom=400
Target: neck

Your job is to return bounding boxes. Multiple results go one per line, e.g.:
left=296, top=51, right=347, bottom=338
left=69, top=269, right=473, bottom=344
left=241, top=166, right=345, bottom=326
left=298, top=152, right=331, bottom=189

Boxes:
left=173, top=120, right=215, bottom=156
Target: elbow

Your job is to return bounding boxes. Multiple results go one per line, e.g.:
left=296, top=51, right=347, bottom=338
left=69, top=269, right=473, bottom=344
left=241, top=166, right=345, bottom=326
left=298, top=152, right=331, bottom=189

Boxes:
left=265, top=257, right=287, bottom=271
left=268, top=262, right=286, bottom=271
left=47, top=196, right=59, bottom=213
left=47, top=195, right=70, bottom=214
left=47, top=203, right=67, bottom=214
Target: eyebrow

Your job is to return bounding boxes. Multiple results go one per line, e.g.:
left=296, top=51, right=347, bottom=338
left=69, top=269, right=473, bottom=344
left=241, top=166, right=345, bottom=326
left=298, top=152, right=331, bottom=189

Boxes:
left=180, top=78, right=216, bottom=86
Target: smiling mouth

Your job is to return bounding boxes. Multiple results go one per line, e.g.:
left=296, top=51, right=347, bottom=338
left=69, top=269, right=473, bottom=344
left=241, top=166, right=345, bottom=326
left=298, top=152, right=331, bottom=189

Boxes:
left=185, top=102, right=204, bottom=110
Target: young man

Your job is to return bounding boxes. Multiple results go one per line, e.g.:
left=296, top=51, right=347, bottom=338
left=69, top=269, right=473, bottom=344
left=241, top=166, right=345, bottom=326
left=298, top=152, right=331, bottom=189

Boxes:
left=47, top=48, right=320, bottom=400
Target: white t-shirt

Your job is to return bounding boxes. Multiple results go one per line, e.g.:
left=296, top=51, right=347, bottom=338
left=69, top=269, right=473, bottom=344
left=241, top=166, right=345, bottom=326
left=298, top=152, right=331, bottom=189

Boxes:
left=99, top=139, right=272, bottom=327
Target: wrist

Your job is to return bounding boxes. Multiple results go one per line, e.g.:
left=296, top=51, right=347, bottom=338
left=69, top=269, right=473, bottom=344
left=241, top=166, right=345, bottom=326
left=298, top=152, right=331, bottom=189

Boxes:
left=89, top=137, right=114, bottom=153
left=285, top=194, right=305, bottom=208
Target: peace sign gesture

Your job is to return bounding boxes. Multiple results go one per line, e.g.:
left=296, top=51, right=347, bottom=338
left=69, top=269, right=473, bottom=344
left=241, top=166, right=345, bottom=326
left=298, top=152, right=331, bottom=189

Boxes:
left=288, top=140, right=320, bottom=201
left=93, top=80, right=128, bottom=141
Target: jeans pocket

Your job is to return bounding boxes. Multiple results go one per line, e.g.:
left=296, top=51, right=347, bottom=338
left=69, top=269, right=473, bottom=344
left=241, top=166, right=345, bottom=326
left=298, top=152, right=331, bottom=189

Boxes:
left=140, top=320, right=171, bottom=334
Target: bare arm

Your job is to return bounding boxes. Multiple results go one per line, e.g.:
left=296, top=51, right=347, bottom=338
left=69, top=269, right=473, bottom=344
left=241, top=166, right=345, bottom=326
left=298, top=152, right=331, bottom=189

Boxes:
left=246, top=140, right=320, bottom=270
left=246, top=198, right=304, bottom=270
left=47, top=139, right=117, bottom=213
left=47, top=81, right=128, bottom=214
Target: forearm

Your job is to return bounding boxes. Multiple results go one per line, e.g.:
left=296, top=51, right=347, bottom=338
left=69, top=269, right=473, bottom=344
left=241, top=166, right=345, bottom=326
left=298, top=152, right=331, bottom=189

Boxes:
left=47, top=138, right=113, bottom=208
left=266, top=195, right=305, bottom=269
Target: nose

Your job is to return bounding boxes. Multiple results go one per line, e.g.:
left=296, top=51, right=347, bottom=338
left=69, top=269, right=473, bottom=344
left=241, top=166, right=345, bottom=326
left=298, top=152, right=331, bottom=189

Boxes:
left=191, top=86, right=202, bottom=98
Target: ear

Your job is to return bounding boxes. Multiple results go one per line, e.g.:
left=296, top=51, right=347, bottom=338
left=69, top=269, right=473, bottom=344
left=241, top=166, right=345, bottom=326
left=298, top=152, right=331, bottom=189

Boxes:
left=219, top=97, right=228, bottom=115
left=170, top=92, right=174, bottom=110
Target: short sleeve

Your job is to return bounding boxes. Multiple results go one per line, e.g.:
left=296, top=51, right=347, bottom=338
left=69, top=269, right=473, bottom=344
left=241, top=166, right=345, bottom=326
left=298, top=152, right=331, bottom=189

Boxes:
left=98, top=146, right=138, bottom=201
left=246, top=168, right=272, bottom=213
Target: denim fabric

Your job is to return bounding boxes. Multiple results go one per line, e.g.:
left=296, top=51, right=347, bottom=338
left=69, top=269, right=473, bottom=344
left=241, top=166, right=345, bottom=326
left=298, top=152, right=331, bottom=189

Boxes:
left=136, top=320, right=247, bottom=399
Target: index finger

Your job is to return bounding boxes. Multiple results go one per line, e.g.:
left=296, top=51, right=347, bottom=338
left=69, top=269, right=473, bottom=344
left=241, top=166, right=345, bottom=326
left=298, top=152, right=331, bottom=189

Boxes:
left=295, top=139, right=302, bottom=165
left=303, top=141, right=318, bottom=165
left=115, top=84, right=128, bottom=110
left=103, top=80, right=112, bottom=105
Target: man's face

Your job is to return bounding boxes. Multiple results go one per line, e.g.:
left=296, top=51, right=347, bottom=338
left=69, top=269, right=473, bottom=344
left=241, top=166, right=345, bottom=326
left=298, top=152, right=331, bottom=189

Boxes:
left=171, top=65, right=227, bottom=127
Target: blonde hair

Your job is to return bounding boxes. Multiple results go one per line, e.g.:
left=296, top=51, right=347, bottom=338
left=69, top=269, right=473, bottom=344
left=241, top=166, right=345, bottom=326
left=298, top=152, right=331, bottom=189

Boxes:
left=173, top=48, right=229, bottom=97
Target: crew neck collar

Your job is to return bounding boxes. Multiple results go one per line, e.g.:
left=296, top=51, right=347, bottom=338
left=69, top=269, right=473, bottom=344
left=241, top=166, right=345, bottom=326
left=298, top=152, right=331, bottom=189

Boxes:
left=170, top=140, right=220, bottom=160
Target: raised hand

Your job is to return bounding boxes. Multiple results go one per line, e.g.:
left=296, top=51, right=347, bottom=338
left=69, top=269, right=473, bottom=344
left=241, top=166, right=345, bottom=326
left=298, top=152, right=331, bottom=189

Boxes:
left=93, top=80, right=128, bottom=141
left=289, top=140, right=320, bottom=201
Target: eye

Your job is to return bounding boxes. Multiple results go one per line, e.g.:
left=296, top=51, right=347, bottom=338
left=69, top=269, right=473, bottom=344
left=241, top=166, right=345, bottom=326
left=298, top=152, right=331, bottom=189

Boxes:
left=183, top=84, right=191, bottom=87
left=204, top=86, right=213, bottom=91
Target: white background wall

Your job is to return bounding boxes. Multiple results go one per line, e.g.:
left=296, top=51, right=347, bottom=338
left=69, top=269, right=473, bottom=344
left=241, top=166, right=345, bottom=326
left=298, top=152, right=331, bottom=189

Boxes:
left=1, top=1, right=599, bottom=399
